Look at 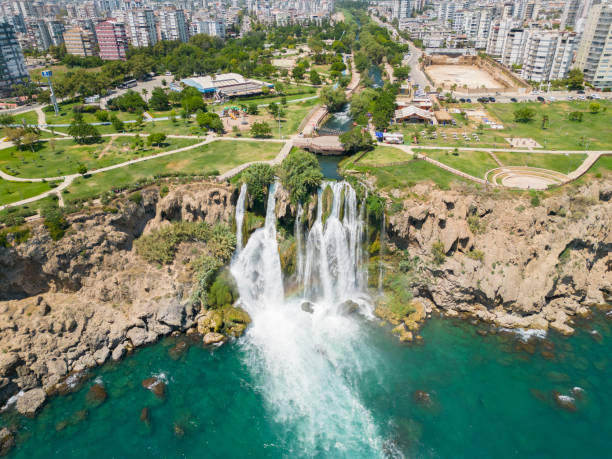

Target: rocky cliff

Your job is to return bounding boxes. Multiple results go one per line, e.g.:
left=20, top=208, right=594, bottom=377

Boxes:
left=0, top=182, right=237, bottom=417
left=384, top=181, right=611, bottom=335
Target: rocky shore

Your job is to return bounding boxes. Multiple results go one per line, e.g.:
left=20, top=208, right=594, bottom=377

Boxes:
left=0, top=182, right=239, bottom=419
left=1, top=176, right=610, bottom=426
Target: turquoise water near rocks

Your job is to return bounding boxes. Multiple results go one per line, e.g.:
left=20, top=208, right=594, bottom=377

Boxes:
left=3, top=312, right=611, bottom=458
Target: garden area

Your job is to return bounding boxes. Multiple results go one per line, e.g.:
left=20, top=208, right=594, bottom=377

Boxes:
left=415, top=149, right=500, bottom=179
left=493, top=151, right=587, bottom=174
left=0, top=136, right=201, bottom=179
left=63, top=140, right=282, bottom=205
left=0, top=179, right=55, bottom=206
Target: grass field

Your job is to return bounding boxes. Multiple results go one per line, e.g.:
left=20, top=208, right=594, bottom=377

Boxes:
left=493, top=151, right=588, bottom=174
left=45, top=102, right=139, bottom=125
left=0, top=179, right=54, bottom=206
left=356, top=146, right=411, bottom=165
left=64, top=140, right=281, bottom=204
left=30, top=65, right=101, bottom=81
left=272, top=98, right=319, bottom=138
left=11, top=110, right=40, bottom=126
left=485, top=100, right=612, bottom=150
left=347, top=158, right=471, bottom=190
left=0, top=137, right=201, bottom=178
left=415, top=149, right=500, bottom=178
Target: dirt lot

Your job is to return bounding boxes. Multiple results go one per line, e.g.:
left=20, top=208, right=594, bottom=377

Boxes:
left=426, top=65, right=502, bottom=89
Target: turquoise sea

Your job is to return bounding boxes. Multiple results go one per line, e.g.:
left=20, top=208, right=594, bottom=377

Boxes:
left=2, top=311, right=611, bottom=458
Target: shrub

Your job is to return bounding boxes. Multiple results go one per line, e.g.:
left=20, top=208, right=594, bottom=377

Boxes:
left=278, top=149, right=323, bottom=204
left=467, top=216, right=486, bottom=234
left=243, top=163, right=274, bottom=205
left=207, top=270, right=238, bottom=309
left=94, top=110, right=109, bottom=122
left=530, top=193, right=540, bottom=207
left=513, top=107, right=536, bottom=123
left=250, top=121, right=272, bottom=138
left=465, top=249, right=484, bottom=262
left=41, top=206, right=69, bottom=241
left=128, top=191, right=142, bottom=204
left=366, top=194, right=386, bottom=222
left=431, top=241, right=446, bottom=265
left=568, top=111, right=583, bottom=122
left=77, top=164, right=88, bottom=175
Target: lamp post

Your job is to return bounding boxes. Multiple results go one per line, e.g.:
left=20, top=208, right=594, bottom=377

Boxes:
left=42, top=70, right=59, bottom=117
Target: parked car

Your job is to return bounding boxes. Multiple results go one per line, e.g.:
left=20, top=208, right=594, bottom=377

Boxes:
left=459, top=98, right=466, bottom=102
left=510, top=97, right=518, bottom=102
left=577, top=95, right=586, bottom=100
left=466, top=98, right=472, bottom=103
left=532, top=90, right=540, bottom=95
left=587, top=95, right=594, bottom=100
left=591, top=93, right=601, bottom=99
left=566, top=95, right=574, bottom=101
left=537, top=96, right=545, bottom=102
left=577, top=89, right=585, bottom=94
left=488, top=96, right=496, bottom=102
left=548, top=96, right=556, bottom=102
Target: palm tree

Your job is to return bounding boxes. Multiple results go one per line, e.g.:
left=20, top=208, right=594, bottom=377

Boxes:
left=142, top=88, right=148, bottom=102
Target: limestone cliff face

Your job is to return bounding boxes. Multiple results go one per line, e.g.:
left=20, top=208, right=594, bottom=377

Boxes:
left=0, top=182, right=237, bottom=414
left=385, top=182, right=611, bottom=334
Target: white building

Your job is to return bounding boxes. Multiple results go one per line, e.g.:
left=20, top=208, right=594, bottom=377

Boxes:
left=392, top=0, right=413, bottom=20
left=0, top=21, right=29, bottom=96
left=159, top=8, right=189, bottom=42
left=126, top=8, right=157, bottom=47
left=575, top=1, right=612, bottom=89
left=521, top=30, right=578, bottom=82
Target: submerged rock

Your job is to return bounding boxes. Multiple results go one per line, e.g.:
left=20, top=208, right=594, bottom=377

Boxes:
left=140, top=406, right=150, bottom=424
left=301, top=301, right=315, bottom=314
left=168, top=340, right=189, bottom=360
left=0, top=428, right=15, bottom=456
left=86, top=383, right=107, bottom=406
left=413, top=390, right=432, bottom=406
left=142, top=377, right=166, bottom=399
left=15, top=388, right=46, bottom=417
left=552, top=391, right=577, bottom=412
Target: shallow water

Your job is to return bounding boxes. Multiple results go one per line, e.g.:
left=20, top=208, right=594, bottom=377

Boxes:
left=316, top=155, right=345, bottom=180
left=3, top=312, right=611, bottom=458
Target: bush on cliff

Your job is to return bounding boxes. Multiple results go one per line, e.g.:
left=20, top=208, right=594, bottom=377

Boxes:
left=243, top=163, right=274, bottom=205
left=136, top=221, right=235, bottom=265
left=278, top=149, right=323, bottom=204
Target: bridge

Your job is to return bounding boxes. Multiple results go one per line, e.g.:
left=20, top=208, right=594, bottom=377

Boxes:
left=293, top=136, right=344, bottom=154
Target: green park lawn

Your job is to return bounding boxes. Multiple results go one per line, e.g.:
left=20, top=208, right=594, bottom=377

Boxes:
left=0, top=137, right=201, bottom=178
left=30, top=64, right=101, bottom=82
left=64, top=140, right=281, bottom=204
left=272, top=98, right=319, bottom=138
left=415, top=149, right=500, bottom=179
left=235, top=85, right=318, bottom=106
left=486, top=100, right=612, bottom=150
left=11, top=110, right=40, bottom=126
left=45, top=102, right=139, bottom=125
left=347, top=158, right=471, bottom=190
left=356, top=145, right=411, bottom=166
left=493, top=151, right=588, bottom=174
left=0, top=179, right=54, bottom=206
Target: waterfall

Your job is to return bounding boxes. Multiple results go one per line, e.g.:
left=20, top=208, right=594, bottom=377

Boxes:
left=234, top=183, right=247, bottom=255
left=378, top=212, right=386, bottom=294
left=230, top=181, right=387, bottom=456
left=295, top=203, right=304, bottom=283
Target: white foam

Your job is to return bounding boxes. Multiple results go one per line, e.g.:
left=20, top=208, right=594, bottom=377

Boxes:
left=499, top=327, right=547, bottom=341
left=0, top=390, right=24, bottom=412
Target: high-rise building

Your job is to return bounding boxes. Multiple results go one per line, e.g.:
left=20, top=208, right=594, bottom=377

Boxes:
left=63, top=27, right=95, bottom=57
left=392, top=0, right=413, bottom=19
left=126, top=9, right=157, bottom=47
left=192, top=19, right=226, bottom=38
left=95, top=20, right=128, bottom=60
left=521, top=30, right=578, bottom=82
left=159, top=7, right=189, bottom=42
left=575, top=2, right=612, bottom=89
left=0, top=21, right=29, bottom=96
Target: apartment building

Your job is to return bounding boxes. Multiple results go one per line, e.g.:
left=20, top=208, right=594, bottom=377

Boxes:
left=63, top=27, right=95, bottom=57
left=159, top=7, right=189, bottom=42
left=0, top=21, right=29, bottom=96
left=126, top=8, right=157, bottom=47
left=575, top=1, right=612, bottom=89
left=521, top=30, right=577, bottom=81
left=95, top=20, right=128, bottom=60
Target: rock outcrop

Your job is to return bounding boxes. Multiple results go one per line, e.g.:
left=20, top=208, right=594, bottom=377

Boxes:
left=384, top=181, right=611, bottom=334
left=0, top=182, right=237, bottom=414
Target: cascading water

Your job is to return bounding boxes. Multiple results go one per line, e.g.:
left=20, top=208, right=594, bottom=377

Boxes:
left=231, top=181, right=391, bottom=457
left=234, top=183, right=247, bottom=255
left=295, top=203, right=304, bottom=284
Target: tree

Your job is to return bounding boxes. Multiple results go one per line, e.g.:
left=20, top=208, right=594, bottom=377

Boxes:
left=393, top=66, right=411, bottom=80
left=320, top=85, right=347, bottom=112
left=147, top=132, right=167, bottom=146
left=268, top=102, right=285, bottom=119
left=110, top=114, right=125, bottom=132
left=181, top=94, right=205, bottom=114
left=108, top=90, right=147, bottom=112
left=292, top=65, right=305, bottom=81
left=149, top=87, right=170, bottom=111
left=274, top=82, right=285, bottom=95
left=196, top=112, right=223, bottom=132
left=279, top=149, right=323, bottom=204
left=568, top=111, right=583, bottom=122
left=566, top=68, right=584, bottom=90
left=77, top=164, right=88, bottom=175
left=68, top=119, right=101, bottom=144
left=250, top=121, right=272, bottom=138
left=243, top=163, right=275, bottom=204
left=541, top=114, right=549, bottom=129
left=514, top=107, right=536, bottom=123
left=131, top=134, right=144, bottom=151
left=310, top=69, right=322, bottom=85
left=247, top=103, right=259, bottom=115
left=589, top=102, right=601, bottom=114
left=0, top=114, right=15, bottom=126
left=22, top=131, right=40, bottom=152
left=339, top=127, right=374, bottom=153
left=141, top=88, right=148, bottom=101
left=169, top=109, right=177, bottom=124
